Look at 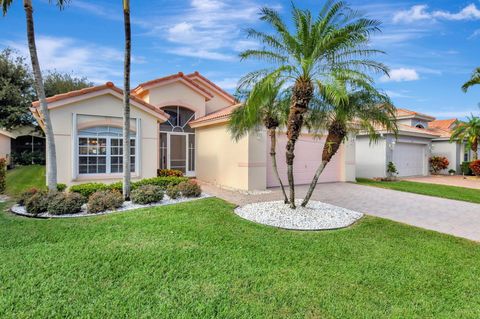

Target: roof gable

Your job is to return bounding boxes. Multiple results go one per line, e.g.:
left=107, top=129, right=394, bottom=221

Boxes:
left=187, top=71, right=236, bottom=104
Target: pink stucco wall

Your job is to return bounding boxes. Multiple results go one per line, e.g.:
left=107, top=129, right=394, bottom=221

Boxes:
left=266, top=133, right=344, bottom=187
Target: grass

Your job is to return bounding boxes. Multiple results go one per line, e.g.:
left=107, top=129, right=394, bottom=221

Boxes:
left=5, top=165, right=45, bottom=197
left=357, top=178, right=480, bottom=204
left=1, top=198, right=480, bottom=318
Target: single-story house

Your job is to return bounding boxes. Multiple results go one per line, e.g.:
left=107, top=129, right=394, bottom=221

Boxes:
left=0, top=129, right=14, bottom=164
left=31, top=72, right=355, bottom=191
left=356, top=108, right=476, bottom=178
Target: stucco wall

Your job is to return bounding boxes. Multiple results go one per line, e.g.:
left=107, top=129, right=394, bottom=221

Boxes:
left=195, top=123, right=252, bottom=190
left=0, top=134, right=11, bottom=163
left=355, top=136, right=387, bottom=178
left=48, top=94, right=159, bottom=185
left=144, top=82, right=207, bottom=118
left=432, top=140, right=461, bottom=172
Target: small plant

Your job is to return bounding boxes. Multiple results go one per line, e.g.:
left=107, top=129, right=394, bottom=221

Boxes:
left=177, top=180, right=202, bottom=197
left=56, top=183, right=67, bottom=192
left=18, top=188, right=41, bottom=205
left=70, top=183, right=108, bottom=198
left=0, top=158, right=6, bottom=194
left=461, top=161, right=473, bottom=176
left=157, top=169, right=183, bottom=177
left=166, top=185, right=180, bottom=199
left=87, top=190, right=124, bottom=214
left=386, top=161, right=398, bottom=179
left=469, top=160, right=480, bottom=176
left=25, top=191, right=58, bottom=216
left=448, top=169, right=456, bottom=175
left=47, top=192, right=85, bottom=215
left=430, top=156, right=449, bottom=174
left=131, top=185, right=164, bottom=204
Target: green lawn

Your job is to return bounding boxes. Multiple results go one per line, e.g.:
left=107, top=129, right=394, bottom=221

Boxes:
left=1, top=198, right=480, bottom=318
left=5, top=165, right=45, bottom=197
left=357, top=178, right=480, bottom=204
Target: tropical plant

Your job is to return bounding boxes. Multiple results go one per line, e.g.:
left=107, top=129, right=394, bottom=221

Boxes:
left=122, top=0, right=132, bottom=200
left=1, top=0, right=71, bottom=191
left=301, top=80, right=396, bottom=206
left=239, top=1, right=388, bottom=208
left=450, top=116, right=480, bottom=161
left=429, top=156, right=449, bottom=174
left=470, top=160, right=480, bottom=176
left=462, top=67, right=480, bottom=92
left=229, top=76, right=290, bottom=203
left=386, top=161, right=398, bottom=178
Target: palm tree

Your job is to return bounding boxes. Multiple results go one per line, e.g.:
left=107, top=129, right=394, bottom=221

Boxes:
left=122, top=0, right=131, bottom=200
left=450, top=116, right=480, bottom=161
left=1, top=0, right=69, bottom=190
left=462, top=67, right=480, bottom=92
left=301, top=78, right=397, bottom=207
left=229, top=75, right=290, bottom=203
left=239, top=1, right=388, bottom=208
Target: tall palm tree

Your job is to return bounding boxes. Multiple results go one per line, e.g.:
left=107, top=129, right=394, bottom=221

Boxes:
left=229, top=75, right=290, bottom=203
left=462, top=67, right=480, bottom=92
left=239, top=1, right=388, bottom=208
left=122, top=0, right=131, bottom=200
left=450, top=116, right=480, bottom=161
left=1, top=0, right=69, bottom=190
left=301, top=78, right=397, bottom=207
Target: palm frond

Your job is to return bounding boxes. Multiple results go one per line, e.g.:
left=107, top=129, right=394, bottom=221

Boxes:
left=1, top=0, right=13, bottom=15
left=462, top=67, right=480, bottom=92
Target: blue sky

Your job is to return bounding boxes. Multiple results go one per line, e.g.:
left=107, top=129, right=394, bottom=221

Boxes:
left=1, top=0, right=479, bottom=120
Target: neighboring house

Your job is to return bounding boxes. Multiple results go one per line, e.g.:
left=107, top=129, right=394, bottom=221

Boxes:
left=0, top=129, right=14, bottom=164
left=31, top=72, right=355, bottom=190
left=356, top=108, right=474, bottom=178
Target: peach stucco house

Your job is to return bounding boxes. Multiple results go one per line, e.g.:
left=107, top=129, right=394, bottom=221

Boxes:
left=31, top=72, right=355, bottom=191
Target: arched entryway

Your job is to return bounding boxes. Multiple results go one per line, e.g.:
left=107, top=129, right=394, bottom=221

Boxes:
left=159, top=106, right=195, bottom=176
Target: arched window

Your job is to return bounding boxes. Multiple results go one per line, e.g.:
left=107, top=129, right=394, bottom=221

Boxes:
left=77, top=126, right=135, bottom=174
left=160, top=106, right=195, bottom=133
left=415, top=124, right=425, bottom=129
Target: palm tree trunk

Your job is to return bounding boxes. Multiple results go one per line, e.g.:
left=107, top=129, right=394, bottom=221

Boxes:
left=301, top=121, right=345, bottom=207
left=286, top=78, right=313, bottom=208
left=473, top=139, right=478, bottom=161
left=122, top=0, right=131, bottom=200
left=23, top=0, right=57, bottom=191
left=268, top=128, right=288, bottom=204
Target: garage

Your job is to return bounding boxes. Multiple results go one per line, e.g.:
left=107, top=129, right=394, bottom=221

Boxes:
left=392, top=142, right=427, bottom=177
left=266, top=133, right=343, bottom=187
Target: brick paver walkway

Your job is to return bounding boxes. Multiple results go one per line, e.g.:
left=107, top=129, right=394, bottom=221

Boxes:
left=201, top=182, right=480, bottom=242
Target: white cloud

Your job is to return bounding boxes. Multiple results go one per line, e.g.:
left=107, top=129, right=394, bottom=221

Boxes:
left=2, top=35, right=144, bottom=84
left=142, top=0, right=267, bottom=61
left=469, top=29, right=480, bottom=39
left=381, top=68, right=420, bottom=82
left=385, top=90, right=413, bottom=98
left=213, top=77, right=239, bottom=90
left=393, top=3, right=480, bottom=23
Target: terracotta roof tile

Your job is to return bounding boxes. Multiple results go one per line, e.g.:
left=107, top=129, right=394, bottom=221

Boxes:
left=395, top=108, right=435, bottom=120
left=187, top=71, right=236, bottom=103
left=429, top=118, right=457, bottom=130
left=189, top=103, right=241, bottom=127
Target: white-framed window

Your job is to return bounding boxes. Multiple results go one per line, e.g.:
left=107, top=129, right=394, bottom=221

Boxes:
left=78, top=126, right=135, bottom=175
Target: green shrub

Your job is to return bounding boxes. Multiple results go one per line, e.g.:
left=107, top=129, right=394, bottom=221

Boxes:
left=47, top=192, right=85, bottom=215
left=132, top=176, right=188, bottom=190
left=177, top=180, right=201, bottom=197
left=25, top=191, right=57, bottom=216
left=88, top=190, right=124, bottom=214
left=157, top=169, right=183, bottom=177
left=107, top=181, right=123, bottom=193
left=0, top=158, right=6, bottom=194
left=131, top=185, right=164, bottom=204
left=461, top=162, right=473, bottom=176
left=166, top=185, right=180, bottom=199
left=56, top=183, right=67, bottom=192
left=70, top=183, right=108, bottom=198
left=18, top=188, right=40, bottom=205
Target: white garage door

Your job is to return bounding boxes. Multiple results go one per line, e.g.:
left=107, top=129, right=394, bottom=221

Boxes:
left=392, top=143, right=426, bottom=177
left=266, top=134, right=343, bottom=187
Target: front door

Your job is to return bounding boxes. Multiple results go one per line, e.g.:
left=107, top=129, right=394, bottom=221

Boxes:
left=169, top=134, right=187, bottom=174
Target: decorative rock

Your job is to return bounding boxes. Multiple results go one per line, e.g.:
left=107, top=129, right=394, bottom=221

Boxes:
left=234, top=200, right=363, bottom=230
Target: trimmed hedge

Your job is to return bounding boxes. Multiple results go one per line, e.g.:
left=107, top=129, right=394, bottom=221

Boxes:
left=18, top=188, right=40, bottom=205
left=56, top=183, right=67, bottom=192
left=131, top=185, right=164, bottom=204
left=166, top=185, right=180, bottom=199
left=25, top=191, right=58, bottom=216
left=88, top=190, right=124, bottom=214
left=69, top=183, right=108, bottom=198
left=48, top=192, right=85, bottom=215
left=177, top=180, right=201, bottom=197
left=132, top=176, right=188, bottom=190
left=461, top=162, right=473, bottom=176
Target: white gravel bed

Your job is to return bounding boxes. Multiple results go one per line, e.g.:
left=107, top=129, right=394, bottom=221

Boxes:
left=11, top=193, right=212, bottom=218
left=234, top=200, right=363, bottom=230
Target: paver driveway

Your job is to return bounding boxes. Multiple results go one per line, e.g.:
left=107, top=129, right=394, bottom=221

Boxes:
left=201, top=182, right=480, bottom=242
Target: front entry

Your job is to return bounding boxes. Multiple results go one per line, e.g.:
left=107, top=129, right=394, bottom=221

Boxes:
left=159, top=106, right=196, bottom=176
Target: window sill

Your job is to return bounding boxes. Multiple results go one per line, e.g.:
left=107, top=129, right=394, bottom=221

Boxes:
left=74, top=173, right=139, bottom=182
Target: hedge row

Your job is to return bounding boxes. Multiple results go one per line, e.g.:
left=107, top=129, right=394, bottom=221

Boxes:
left=69, top=176, right=188, bottom=198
